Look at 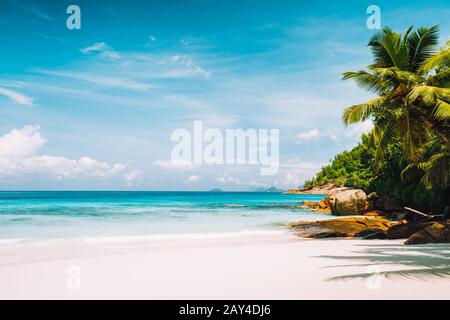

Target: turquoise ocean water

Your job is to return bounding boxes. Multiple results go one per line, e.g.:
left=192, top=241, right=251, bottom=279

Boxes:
left=0, top=191, right=331, bottom=243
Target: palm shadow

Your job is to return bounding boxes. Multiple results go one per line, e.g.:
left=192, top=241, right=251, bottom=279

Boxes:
left=315, top=243, right=450, bottom=281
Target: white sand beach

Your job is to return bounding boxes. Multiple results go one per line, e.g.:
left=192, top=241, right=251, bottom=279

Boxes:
left=0, top=232, right=449, bottom=300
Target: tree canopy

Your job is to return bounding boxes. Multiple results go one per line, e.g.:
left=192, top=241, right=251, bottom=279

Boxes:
left=305, top=26, right=449, bottom=213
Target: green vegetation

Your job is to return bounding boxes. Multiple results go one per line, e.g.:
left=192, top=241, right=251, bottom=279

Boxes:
left=304, top=134, right=374, bottom=190
left=305, top=135, right=448, bottom=212
left=305, top=26, right=449, bottom=213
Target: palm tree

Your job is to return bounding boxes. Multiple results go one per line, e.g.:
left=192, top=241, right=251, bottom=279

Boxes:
left=342, top=26, right=450, bottom=189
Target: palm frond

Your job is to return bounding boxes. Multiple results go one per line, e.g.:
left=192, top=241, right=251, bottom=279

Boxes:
left=342, top=71, right=390, bottom=94
left=396, top=110, right=429, bottom=161
left=367, top=128, right=380, bottom=151
left=407, top=25, right=440, bottom=71
left=369, top=29, right=395, bottom=67
left=407, top=85, right=450, bottom=105
left=407, top=85, right=437, bottom=104
left=342, top=97, right=386, bottom=125
left=425, top=153, right=450, bottom=190
left=374, top=116, right=399, bottom=166
left=420, top=44, right=450, bottom=74
left=402, top=26, right=414, bottom=46
left=369, top=28, right=409, bottom=69
left=392, top=70, right=423, bottom=84
left=341, top=26, right=449, bottom=177
left=401, top=152, right=449, bottom=190
left=400, top=162, right=426, bottom=182
left=433, top=99, right=450, bottom=120
left=426, top=67, right=450, bottom=87
left=370, top=67, right=423, bottom=85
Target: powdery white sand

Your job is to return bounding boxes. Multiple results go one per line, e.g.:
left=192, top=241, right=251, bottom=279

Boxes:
left=0, top=232, right=449, bottom=299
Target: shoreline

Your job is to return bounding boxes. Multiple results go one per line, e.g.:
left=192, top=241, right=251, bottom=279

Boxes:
left=1, top=231, right=449, bottom=299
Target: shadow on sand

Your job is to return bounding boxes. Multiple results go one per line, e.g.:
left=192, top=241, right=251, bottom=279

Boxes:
left=316, top=242, right=450, bottom=281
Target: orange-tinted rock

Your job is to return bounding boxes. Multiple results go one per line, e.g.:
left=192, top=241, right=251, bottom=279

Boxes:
left=301, top=199, right=331, bottom=213
left=318, top=201, right=328, bottom=209
left=386, top=221, right=434, bottom=239
left=405, top=222, right=450, bottom=245
left=289, top=217, right=396, bottom=239
left=363, top=211, right=385, bottom=217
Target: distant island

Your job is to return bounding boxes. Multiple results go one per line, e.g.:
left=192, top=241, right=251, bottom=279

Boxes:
left=254, top=186, right=285, bottom=193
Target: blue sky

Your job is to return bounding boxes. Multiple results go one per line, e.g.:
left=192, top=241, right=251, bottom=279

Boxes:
left=0, top=0, right=449, bottom=190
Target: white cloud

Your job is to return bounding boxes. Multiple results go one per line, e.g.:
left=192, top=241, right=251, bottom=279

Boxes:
left=0, top=80, right=27, bottom=89
left=80, top=42, right=121, bottom=60
left=35, top=32, right=67, bottom=43
left=325, top=120, right=374, bottom=142
left=0, top=125, right=137, bottom=183
left=345, top=120, right=374, bottom=138
left=80, top=75, right=150, bottom=90
left=171, top=54, right=192, bottom=66
left=103, top=51, right=121, bottom=60
left=11, top=1, right=54, bottom=21
left=164, top=95, right=210, bottom=110
left=295, top=129, right=321, bottom=143
left=0, top=87, right=33, bottom=106
left=185, top=175, right=202, bottom=183
left=80, top=42, right=109, bottom=54
left=153, top=160, right=199, bottom=170
left=194, top=66, right=211, bottom=79
left=148, top=35, right=157, bottom=42
left=169, top=54, right=210, bottom=79
left=248, top=180, right=267, bottom=187
left=294, top=120, right=373, bottom=144
left=325, top=127, right=340, bottom=142
left=0, top=125, right=45, bottom=159
left=124, top=169, right=142, bottom=185
left=279, top=172, right=303, bottom=187
left=197, top=114, right=239, bottom=127
left=36, top=70, right=153, bottom=91
left=261, top=93, right=344, bottom=127
left=267, top=158, right=324, bottom=189
left=216, top=173, right=241, bottom=185
left=280, top=159, right=322, bottom=170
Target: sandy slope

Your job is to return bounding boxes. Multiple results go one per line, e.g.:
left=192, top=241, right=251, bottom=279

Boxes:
left=0, top=232, right=449, bottom=299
